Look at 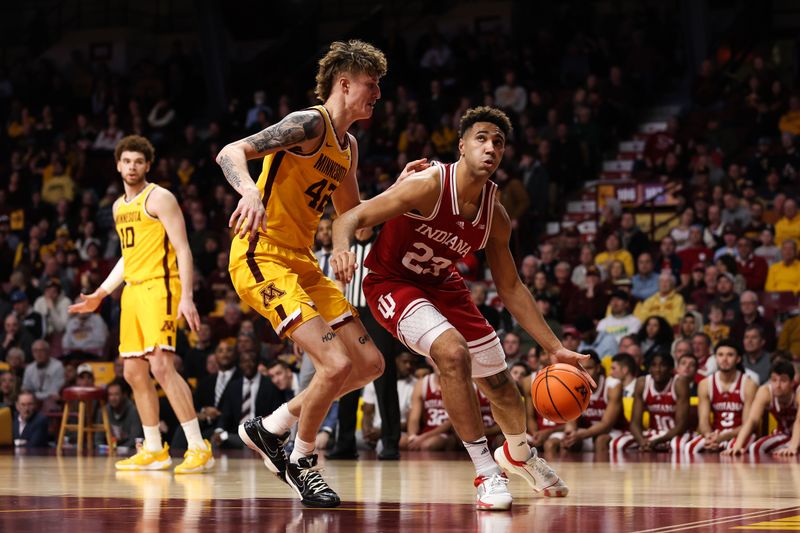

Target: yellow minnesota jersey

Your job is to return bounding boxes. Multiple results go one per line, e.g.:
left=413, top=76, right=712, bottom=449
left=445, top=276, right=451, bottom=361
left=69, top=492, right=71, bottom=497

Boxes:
left=251, top=104, right=352, bottom=249
left=114, top=183, right=178, bottom=284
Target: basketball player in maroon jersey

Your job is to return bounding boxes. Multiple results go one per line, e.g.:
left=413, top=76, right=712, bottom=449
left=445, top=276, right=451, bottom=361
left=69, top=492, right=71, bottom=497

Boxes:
left=722, top=360, right=799, bottom=457
left=406, top=368, right=459, bottom=451
left=686, top=341, right=758, bottom=454
left=610, top=353, right=692, bottom=453
left=562, top=352, right=626, bottom=452
left=331, top=107, right=593, bottom=510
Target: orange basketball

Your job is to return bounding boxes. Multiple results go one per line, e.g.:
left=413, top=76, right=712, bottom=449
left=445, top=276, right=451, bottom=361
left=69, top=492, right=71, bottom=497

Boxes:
left=531, top=363, right=592, bottom=424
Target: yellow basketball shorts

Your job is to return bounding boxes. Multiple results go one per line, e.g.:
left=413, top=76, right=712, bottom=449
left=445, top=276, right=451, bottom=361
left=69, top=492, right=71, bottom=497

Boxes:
left=229, top=239, right=356, bottom=338
left=119, top=277, right=180, bottom=357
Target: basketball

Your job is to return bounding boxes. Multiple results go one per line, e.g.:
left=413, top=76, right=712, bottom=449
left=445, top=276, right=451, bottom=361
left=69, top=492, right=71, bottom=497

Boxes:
left=532, top=363, right=592, bottom=424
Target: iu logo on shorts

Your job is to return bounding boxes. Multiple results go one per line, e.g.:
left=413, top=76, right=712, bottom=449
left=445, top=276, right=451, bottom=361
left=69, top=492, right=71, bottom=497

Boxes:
left=377, top=293, right=396, bottom=319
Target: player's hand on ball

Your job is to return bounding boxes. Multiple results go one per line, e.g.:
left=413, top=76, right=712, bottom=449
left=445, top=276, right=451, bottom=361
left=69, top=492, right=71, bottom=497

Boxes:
left=68, top=289, right=108, bottom=314
left=331, top=249, right=357, bottom=283
left=550, top=346, right=596, bottom=388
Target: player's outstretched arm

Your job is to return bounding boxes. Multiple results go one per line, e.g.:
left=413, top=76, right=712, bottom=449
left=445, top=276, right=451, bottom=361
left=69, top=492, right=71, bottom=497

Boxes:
left=149, top=188, right=200, bottom=333
left=722, top=384, right=769, bottom=456
left=330, top=167, right=440, bottom=283
left=68, top=257, right=124, bottom=314
left=484, top=201, right=595, bottom=388
left=216, top=109, right=325, bottom=240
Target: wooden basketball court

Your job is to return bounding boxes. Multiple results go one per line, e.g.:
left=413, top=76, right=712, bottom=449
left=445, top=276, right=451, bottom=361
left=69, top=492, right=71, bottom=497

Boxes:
left=1, top=450, right=798, bottom=532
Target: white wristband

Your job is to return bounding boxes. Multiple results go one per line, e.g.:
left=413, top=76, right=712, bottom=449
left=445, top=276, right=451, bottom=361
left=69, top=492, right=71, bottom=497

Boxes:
left=100, top=258, right=125, bottom=293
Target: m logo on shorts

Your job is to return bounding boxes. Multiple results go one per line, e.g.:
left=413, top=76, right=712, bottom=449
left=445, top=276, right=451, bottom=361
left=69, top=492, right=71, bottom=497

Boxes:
left=161, top=320, right=175, bottom=332
left=260, top=283, right=286, bottom=308
left=377, top=293, right=396, bottom=319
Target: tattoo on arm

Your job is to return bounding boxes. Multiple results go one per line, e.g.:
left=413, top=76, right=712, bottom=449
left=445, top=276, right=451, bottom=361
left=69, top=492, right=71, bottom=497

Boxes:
left=245, top=110, right=323, bottom=153
left=358, top=334, right=371, bottom=345
left=483, top=370, right=510, bottom=390
left=217, top=154, right=242, bottom=190
left=322, top=331, right=336, bottom=343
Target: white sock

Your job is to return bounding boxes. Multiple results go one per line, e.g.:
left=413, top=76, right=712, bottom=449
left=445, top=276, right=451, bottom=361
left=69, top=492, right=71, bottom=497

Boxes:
left=262, top=403, right=298, bottom=435
left=290, top=436, right=316, bottom=464
left=142, top=425, right=162, bottom=452
left=504, top=432, right=532, bottom=462
left=181, top=419, right=206, bottom=450
left=463, top=437, right=501, bottom=478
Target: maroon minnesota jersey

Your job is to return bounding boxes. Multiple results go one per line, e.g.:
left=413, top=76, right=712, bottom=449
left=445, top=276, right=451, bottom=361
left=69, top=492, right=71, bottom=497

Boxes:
left=709, top=371, right=747, bottom=432
left=643, top=375, right=679, bottom=432
left=769, top=384, right=798, bottom=435
left=364, top=162, right=497, bottom=284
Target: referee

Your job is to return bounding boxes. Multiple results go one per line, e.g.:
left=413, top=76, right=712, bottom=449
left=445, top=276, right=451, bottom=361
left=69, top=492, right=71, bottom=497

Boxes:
left=327, top=226, right=403, bottom=460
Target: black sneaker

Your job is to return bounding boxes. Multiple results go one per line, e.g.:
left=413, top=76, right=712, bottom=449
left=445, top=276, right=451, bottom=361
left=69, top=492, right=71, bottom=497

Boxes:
left=286, top=454, right=341, bottom=508
left=238, top=417, right=290, bottom=482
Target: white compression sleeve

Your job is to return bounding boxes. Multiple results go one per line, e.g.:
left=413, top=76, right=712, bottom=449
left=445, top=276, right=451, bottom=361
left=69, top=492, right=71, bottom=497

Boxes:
left=100, top=257, right=125, bottom=293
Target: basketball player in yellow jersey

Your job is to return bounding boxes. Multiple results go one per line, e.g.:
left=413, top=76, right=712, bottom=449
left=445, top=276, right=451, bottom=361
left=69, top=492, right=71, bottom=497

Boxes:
left=69, top=135, right=213, bottom=474
left=216, top=40, right=427, bottom=507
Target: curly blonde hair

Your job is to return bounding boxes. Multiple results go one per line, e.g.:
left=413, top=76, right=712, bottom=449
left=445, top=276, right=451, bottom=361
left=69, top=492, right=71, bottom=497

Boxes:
left=314, top=40, right=387, bottom=102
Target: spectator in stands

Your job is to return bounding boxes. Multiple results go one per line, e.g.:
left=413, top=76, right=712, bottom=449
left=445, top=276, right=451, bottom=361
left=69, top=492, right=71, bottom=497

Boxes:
left=692, top=333, right=714, bottom=382
left=32, top=279, right=70, bottom=337
left=636, top=316, right=674, bottom=365
left=721, top=192, right=752, bottom=229
left=553, top=261, right=578, bottom=316
left=632, top=252, right=659, bottom=302
left=735, top=237, right=769, bottom=291
left=656, top=235, right=682, bottom=281
left=775, top=198, right=800, bottom=248
left=576, top=315, right=618, bottom=359
left=266, top=360, right=298, bottom=402
left=21, top=339, right=64, bottom=413
left=672, top=339, right=693, bottom=361
left=572, top=245, right=603, bottom=290
left=755, top=226, right=781, bottom=265
left=538, top=242, right=559, bottom=282
left=96, top=379, right=143, bottom=450
left=362, top=352, right=418, bottom=450
left=12, top=391, right=49, bottom=448
left=494, top=70, right=527, bottom=114
left=610, top=352, right=638, bottom=397
left=677, top=226, right=713, bottom=286
left=618, top=212, right=650, bottom=260
left=730, top=291, right=776, bottom=351
left=519, top=254, right=539, bottom=289
left=710, top=272, right=740, bottom=324
left=213, top=352, right=283, bottom=449
left=470, top=282, right=502, bottom=333
left=713, top=226, right=740, bottom=261
left=742, top=325, right=772, bottom=385
left=1, top=313, right=33, bottom=361
left=10, top=290, right=44, bottom=340
left=778, top=313, right=800, bottom=360
left=597, top=291, right=641, bottom=344
left=634, top=270, right=685, bottom=326
left=778, top=95, right=800, bottom=136
left=184, top=321, right=215, bottom=379
left=62, top=303, right=109, bottom=358
left=4, top=347, right=25, bottom=380
left=595, top=233, right=634, bottom=277
left=671, top=207, right=695, bottom=251
left=703, top=303, right=730, bottom=347
left=501, top=331, right=522, bottom=362
left=765, top=240, right=800, bottom=292
left=0, top=370, right=19, bottom=407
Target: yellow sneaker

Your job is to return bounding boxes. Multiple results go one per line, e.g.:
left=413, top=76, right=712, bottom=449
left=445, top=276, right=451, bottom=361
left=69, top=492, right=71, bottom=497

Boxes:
left=115, top=442, right=172, bottom=471
left=174, top=439, right=215, bottom=474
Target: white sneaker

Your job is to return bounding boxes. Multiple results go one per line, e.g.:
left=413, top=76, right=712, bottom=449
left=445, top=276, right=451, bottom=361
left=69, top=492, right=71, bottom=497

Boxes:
left=474, top=472, right=513, bottom=511
left=494, top=442, right=569, bottom=497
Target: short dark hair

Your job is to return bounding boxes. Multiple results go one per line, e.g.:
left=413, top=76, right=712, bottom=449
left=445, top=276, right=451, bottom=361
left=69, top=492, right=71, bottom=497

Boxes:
left=267, top=359, right=293, bottom=372
left=458, top=106, right=513, bottom=139
left=510, top=361, right=531, bottom=376
left=771, top=360, right=795, bottom=381
left=585, top=350, right=601, bottom=365
left=714, top=339, right=742, bottom=356
left=744, top=324, right=764, bottom=338
left=649, top=351, right=675, bottom=369
left=612, top=353, right=638, bottom=376
left=114, top=135, right=155, bottom=162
